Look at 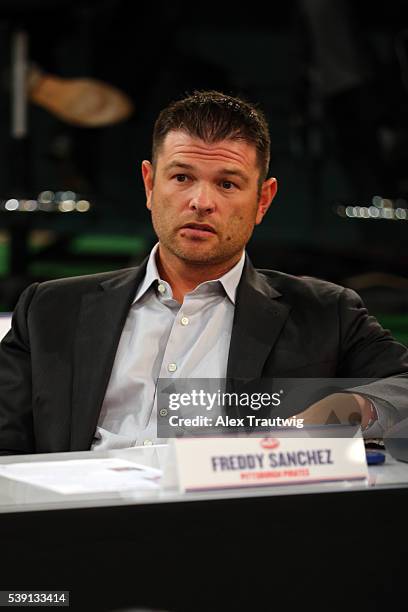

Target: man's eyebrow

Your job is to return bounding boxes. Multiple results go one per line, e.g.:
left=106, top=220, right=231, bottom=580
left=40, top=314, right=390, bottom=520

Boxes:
left=217, top=168, right=249, bottom=184
left=163, top=161, right=195, bottom=172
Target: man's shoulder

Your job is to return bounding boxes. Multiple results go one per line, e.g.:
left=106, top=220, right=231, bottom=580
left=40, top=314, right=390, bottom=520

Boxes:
left=18, top=267, right=142, bottom=316
left=254, top=268, right=348, bottom=304
left=35, top=266, right=139, bottom=295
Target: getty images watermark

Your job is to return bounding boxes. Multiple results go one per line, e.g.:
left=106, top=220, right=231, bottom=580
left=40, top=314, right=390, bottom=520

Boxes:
left=156, top=378, right=309, bottom=437
left=166, top=389, right=304, bottom=429
left=157, top=377, right=382, bottom=438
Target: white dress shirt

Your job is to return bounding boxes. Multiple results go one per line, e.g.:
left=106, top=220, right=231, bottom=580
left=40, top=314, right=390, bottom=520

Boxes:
left=92, top=245, right=245, bottom=450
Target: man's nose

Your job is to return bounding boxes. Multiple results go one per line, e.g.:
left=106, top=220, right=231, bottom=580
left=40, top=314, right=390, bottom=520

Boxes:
left=188, top=184, right=215, bottom=214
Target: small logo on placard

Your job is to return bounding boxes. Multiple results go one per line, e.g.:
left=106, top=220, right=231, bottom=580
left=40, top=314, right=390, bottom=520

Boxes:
left=261, top=438, right=280, bottom=449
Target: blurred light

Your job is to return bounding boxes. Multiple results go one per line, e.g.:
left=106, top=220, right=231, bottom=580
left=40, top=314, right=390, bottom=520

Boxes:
left=58, top=200, right=75, bottom=212
left=38, top=190, right=54, bottom=204
left=2, top=193, right=92, bottom=213
left=22, top=199, right=38, bottom=211
left=38, top=200, right=55, bottom=211
left=335, top=195, right=408, bottom=221
left=5, top=199, right=19, bottom=211
left=60, top=190, right=76, bottom=201
left=76, top=199, right=90, bottom=212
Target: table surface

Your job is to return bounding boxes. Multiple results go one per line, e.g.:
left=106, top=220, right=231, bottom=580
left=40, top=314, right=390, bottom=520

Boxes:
left=0, top=443, right=406, bottom=515
left=1, top=444, right=407, bottom=612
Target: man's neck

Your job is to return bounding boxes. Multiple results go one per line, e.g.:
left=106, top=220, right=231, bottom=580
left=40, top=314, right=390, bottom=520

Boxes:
left=155, top=245, right=242, bottom=303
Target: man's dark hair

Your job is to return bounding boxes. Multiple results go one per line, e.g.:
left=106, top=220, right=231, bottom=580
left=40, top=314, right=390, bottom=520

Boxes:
left=152, top=90, right=271, bottom=184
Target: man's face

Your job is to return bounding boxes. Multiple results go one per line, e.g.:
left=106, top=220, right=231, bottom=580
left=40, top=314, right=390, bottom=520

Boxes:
left=142, top=130, right=277, bottom=267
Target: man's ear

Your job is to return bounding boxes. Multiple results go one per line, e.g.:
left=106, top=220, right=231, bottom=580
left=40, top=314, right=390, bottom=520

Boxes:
left=255, top=177, right=277, bottom=225
left=142, top=160, right=154, bottom=210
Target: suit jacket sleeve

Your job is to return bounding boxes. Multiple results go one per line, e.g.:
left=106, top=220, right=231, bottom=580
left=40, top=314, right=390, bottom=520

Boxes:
left=338, top=287, right=408, bottom=426
left=0, top=283, right=38, bottom=454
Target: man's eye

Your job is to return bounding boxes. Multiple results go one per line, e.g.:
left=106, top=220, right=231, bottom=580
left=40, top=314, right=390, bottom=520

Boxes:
left=175, top=174, right=188, bottom=182
left=221, top=181, right=235, bottom=190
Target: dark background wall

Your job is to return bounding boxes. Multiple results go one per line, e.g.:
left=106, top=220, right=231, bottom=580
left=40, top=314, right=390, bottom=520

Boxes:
left=1, top=0, right=408, bottom=337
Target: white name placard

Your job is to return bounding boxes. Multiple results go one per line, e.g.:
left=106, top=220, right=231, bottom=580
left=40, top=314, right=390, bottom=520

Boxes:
left=172, top=435, right=368, bottom=492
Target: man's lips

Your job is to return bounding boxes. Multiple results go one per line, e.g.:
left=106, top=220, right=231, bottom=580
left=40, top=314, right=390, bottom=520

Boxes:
left=179, top=223, right=217, bottom=236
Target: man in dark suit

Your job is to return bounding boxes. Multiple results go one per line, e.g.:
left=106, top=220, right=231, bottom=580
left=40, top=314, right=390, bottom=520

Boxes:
left=1, top=90, right=407, bottom=455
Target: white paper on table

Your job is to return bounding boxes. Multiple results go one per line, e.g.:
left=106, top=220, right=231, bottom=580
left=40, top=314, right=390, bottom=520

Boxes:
left=0, top=458, right=162, bottom=494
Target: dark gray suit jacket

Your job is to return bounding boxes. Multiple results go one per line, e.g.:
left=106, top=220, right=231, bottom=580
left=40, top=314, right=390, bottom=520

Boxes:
left=0, top=256, right=407, bottom=454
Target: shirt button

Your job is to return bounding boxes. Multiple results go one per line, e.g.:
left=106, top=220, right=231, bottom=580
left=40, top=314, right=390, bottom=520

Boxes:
left=168, top=363, right=177, bottom=372
left=159, top=408, right=168, bottom=417
left=181, top=316, right=189, bottom=326
left=143, top=439, right=153, bottom=446
left=158, top=283, right=166, bottom=294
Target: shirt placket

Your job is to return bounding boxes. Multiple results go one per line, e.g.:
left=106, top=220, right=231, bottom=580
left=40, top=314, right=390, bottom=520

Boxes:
left=138, top=281, right=189, bottom=445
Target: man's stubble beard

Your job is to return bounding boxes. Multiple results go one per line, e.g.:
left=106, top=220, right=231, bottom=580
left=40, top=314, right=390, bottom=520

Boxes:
left=150, top=195, right=255, bottom=266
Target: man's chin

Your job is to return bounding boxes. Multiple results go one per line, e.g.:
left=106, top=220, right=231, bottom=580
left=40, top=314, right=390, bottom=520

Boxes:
left=176, top=250, right=219, bottom=265
left=170, top=243, right=225, bottom=265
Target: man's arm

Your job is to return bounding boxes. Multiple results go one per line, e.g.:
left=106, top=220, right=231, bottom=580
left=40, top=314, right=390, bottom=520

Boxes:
left=296, top=392, right=376, bottom=430
left=297, top=287, right=408, bottom=432
left=0, top=284, right=38, bottom=455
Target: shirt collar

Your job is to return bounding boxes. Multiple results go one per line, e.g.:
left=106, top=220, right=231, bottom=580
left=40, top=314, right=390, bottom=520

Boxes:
left=133, top=243, right=245, bottom=305
left=133, top=243, right=162, bottom=303
left=215, top=251, right=245, bottom=304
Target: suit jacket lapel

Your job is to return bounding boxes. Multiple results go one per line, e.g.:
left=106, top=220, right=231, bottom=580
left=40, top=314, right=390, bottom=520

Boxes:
left=70, top=262, right=148, bottom=450
left=227, top=257, right=291, bottom=382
